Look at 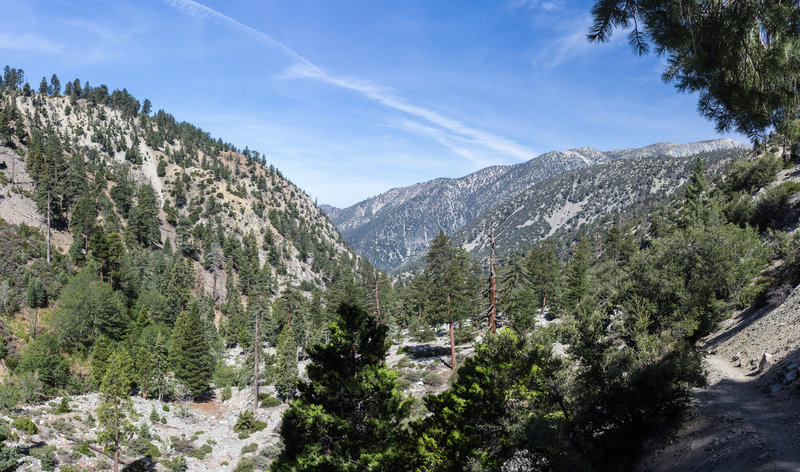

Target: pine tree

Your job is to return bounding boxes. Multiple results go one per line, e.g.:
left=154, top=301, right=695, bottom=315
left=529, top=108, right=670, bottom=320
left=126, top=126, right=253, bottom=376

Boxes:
left=589, top=0, right=800, bottom=142
left=127, top=183, right=161, bottom=247
left=525, top=243, right=561, bottom=318
left=135, top=347, right=154, bottom=399
left=424, top=231, right=472, bottom=370
left=91, top=336, right=113, bottom=388
left=274, top=323, right=298, bottom=401
left=683, top=157, right=713, bottom=226
left=498, top=254, right=536, bottom=333
left=416, top=330, right=563, bottom=470
left=151, top=333, right=169, bottom=401
left=25, top=277, right=46, bottom=339
left=271, top=303, right=411, bottom=471
left=170, top=304, right=213, bottom=399
left=49, top=74, right=60, bottom=96
left=564, top=237, right=592, bottom=311
left=97, top=350, right=135, bottom=472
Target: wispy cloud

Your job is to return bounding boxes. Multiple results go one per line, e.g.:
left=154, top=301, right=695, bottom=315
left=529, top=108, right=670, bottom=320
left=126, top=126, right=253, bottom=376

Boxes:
left=167, top=0, right=537, bottom=162
left=509, top=0, right=565, bottom=11
left=0, top=33, right=63, bottom=54
left=531, top=29, right=590, bottom=71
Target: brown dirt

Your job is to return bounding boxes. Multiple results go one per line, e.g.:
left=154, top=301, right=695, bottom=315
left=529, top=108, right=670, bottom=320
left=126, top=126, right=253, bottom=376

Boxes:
left=637, top=288, right=800, bottom=471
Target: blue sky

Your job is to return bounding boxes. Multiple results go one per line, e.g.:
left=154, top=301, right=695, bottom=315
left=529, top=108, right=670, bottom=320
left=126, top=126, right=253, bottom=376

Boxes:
left=1, top=0, right=744, bottom=207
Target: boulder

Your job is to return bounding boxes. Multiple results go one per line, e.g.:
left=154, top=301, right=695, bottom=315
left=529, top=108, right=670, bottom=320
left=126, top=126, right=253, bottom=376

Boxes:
left=785, top=369, right=798, bottom=384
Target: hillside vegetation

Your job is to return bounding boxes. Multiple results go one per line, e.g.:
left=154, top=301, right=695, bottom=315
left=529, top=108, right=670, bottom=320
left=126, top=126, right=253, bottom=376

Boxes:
left=0, top=66, right=798, bottom=472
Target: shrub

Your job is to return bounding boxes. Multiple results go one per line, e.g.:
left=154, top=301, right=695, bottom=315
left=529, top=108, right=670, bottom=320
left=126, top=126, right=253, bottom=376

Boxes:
left=28, top=444, right=56, bottom=471
left=170, top=437, right=195, bottom=454
left=232, top=457, right=255, bottom=472
left=722, top=192, right=755, bottom=227
left=422, top=371, right=443, bottom=386
left=11, top=416, right=38, bottom=435
left=735, top=277, right=772, bottom=309
left=259, top=395, right=281, bottom=408
left=232, top=410, right=266, bottom=436
left=187, top=443, right=212, bottom=459
left=753, top=182, right=797, bottom=229
left=78, top=442, right=94, bottom=457
left=55, top=396, right=71, bottom=414
left=241, top=443, right=258, bottom=454
left=725, top=153, right=782, bottom=194
left=220, top=386, right=232, bottom=402
left=163, top=455, right=186, bottom=472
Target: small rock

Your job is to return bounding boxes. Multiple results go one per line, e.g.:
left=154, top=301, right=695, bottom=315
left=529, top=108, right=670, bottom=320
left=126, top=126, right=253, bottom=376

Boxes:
left=759, top=353, right=774, bottom=372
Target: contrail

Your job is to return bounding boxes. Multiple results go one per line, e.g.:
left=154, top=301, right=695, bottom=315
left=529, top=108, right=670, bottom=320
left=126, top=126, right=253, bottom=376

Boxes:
left=168, top=0, right=537, bottom=163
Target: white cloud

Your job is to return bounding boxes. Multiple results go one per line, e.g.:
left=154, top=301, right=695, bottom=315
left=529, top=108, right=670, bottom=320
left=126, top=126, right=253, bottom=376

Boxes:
left=531, top=29, right=590, bottom=70
left=508, top=0, right=565, bottom=11
left=0, top=33, right=63, bottom=54
left=167, top=0, right=537, bottom=163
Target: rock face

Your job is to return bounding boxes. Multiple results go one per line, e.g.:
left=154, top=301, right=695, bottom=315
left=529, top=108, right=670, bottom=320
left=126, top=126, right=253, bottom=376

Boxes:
left=329, top=139, right=749, bottom=273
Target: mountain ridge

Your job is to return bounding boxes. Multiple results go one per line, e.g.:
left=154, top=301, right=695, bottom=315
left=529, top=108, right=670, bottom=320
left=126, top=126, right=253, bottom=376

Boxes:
left=329, top=138, right=750, bottom=272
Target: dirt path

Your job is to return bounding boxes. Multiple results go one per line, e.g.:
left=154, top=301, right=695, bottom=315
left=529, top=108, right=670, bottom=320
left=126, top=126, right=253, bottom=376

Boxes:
left=637, top=294, right=800, bottom=471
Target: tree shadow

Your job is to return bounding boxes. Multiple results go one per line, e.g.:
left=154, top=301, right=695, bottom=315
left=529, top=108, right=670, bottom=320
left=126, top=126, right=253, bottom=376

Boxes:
left=122, top=457, right=156, bottom=472
left=403, top=344, right=450, bottom=360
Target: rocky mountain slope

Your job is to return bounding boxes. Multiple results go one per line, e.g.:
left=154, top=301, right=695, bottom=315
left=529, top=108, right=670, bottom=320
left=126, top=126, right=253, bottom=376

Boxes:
left=0, top=90, right=357, bottom=296
left=450, top=148, right=743, bottom=263
left=330, top=139, right=749, bottom=273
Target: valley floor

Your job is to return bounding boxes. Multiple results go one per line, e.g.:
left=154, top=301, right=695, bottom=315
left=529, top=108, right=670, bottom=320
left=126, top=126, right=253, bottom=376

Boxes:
left=638, top=288, right=800, bottom=471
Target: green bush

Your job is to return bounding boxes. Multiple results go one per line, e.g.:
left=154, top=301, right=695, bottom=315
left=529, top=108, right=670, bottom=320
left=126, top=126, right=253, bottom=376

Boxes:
left=79, top=442, right=95, bottom=457
left=187, top=443, right=212, bottom=459
left=220, top=386, right=232, bottom=402
left=232, top=410, right=266, bottom=436
left=422, top=371, right=443, bottom=386
left=55, top=396, right=71, bottom=414
left=753, top=182, right=797, bottom=229
left=722, top=192, right=755, bottom=227
left=163, top=455, right=187, bottom=472
left=232, top=457, right=255, bottom=472
left=11, top=416, right=38, bottom=435
left=725, top=153, right=782, bottom=194
left=28, top=444, right=56, bottom=471
left=241, top=442, right=258, bottom=454
left=454, top=327, right=477, bottom=345
left=259, top=395, right=281, bottom=408
left=735, top=277, right=772, bottom=309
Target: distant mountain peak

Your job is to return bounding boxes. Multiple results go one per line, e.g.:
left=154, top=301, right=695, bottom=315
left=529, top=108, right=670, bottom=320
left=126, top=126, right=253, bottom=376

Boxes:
left=329, top=138, right=749, bottom=273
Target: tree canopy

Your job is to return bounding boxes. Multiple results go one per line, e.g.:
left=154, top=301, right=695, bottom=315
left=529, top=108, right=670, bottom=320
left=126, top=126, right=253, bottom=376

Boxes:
left=589, top=0, right=800, bottom=141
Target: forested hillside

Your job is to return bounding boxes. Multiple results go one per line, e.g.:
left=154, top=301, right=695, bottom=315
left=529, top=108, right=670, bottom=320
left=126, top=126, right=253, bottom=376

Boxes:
left=0, top=67, right=399, bottom=471
left=0, top=59, right=797, bottom=472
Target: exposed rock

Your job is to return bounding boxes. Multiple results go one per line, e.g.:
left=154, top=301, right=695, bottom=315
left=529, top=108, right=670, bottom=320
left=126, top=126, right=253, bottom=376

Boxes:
left=759, top=353, right=774, bottom=372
